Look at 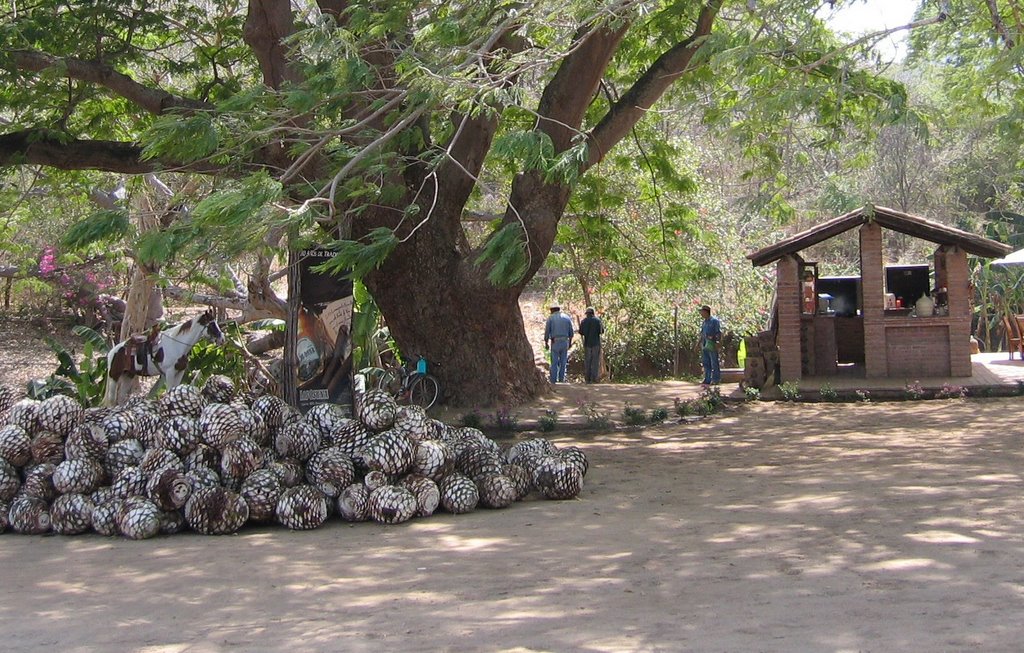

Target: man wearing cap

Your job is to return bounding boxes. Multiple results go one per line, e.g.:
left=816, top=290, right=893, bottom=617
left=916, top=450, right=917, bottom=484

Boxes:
left=699, top=304, right=722, bottom=386
left=578, top=306, right=604, bottom=384
left=544, top=303, right=574, bottom=383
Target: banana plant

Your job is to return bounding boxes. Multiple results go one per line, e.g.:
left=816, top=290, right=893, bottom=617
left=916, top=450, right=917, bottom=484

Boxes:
left=29, top=325, right=110, bottom=406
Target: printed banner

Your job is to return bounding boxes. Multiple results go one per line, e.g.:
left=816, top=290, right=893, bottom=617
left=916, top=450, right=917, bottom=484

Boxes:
left=294, top=247, right=354, bottom=414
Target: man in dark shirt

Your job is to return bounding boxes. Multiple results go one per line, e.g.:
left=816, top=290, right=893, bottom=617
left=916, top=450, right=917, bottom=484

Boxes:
left=578, top=306, right=604, bottom=383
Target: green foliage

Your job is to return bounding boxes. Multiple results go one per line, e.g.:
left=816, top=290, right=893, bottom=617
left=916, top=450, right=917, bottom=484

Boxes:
left=475, top=223, right=529, bottom=287
left=459, top=408, right=483, bottom=429
left=61, top=209, right=130, bottom=250
left=743, top=386, right=761, bottom=402
left=321, top=228, right=399, bottom=281
left=577, top=400, right=610, bottom=429
left=649, top=407, right=669, bottom=423
left=903, top=380, right=926, bottom=401
left=674, top=396, right=710, bottom=418
left=778, top=381, right=801, bottom=402
left=538, top=408, right=558, bottom=432
left=184, top=322, right=247, bottom=390
left=490, top=407, right=519, bottom=432
left=247, top=318, right=285, bottom=331
left=349, top=281, right=383, bottom=371
left=700, top=385, right=724, bottom=411
left=490, top=131, right=555, bottom=175
left=622, top=401, right=648, bottom=426
left=142, top=115, right=221, bottom=164
left=189, top=173, right=284, bottom=257
left=601, top=296, right=678, bottom=379
left=32, top=326, right=109, bottom=406
left=819, top=382, right=838, bottom=402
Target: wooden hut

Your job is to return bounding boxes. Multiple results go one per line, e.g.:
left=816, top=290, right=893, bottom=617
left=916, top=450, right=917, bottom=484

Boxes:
left=746, top=205, right=1011, bottom=384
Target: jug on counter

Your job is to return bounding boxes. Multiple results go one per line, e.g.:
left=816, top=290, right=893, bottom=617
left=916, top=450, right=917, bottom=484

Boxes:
left=914, top=293, right=934, bottom=317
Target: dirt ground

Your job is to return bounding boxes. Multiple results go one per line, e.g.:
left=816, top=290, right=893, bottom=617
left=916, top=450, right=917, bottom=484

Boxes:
left=5, top=315, right=1024, bottom=651
left=2, top=396, right=1024, bottom=652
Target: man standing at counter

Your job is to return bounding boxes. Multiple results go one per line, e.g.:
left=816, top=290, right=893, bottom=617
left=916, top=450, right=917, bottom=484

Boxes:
left=699, top=305, right=722, bottom=386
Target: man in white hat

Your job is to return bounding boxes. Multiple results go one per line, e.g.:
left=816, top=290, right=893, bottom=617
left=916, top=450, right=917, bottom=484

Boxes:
left=543, top=302, right=574, bottom=383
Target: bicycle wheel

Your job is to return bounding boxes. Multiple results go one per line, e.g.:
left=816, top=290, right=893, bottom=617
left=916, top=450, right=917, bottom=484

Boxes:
left=375, top=368, right=402, bottom=396
left=409, top=374, right=440, bottom=410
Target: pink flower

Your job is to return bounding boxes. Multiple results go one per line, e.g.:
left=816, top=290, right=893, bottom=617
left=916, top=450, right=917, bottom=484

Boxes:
left=38, top=248, right=57, bottom=276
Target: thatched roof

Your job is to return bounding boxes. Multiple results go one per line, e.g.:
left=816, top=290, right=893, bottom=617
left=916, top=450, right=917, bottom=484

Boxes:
left=747, top=205, right=1012, bottom=267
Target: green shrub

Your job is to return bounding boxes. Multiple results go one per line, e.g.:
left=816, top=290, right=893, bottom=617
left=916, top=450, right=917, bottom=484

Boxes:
left=578, top=400, right=610, bottom=429
left=29, top=326, right=109, bottom=406
left=700, top=385, right=723, bottom=409
left=779, top=381, right=801, bottom=402
left=622, top=402, right=648, bottom=426
left=675, top=397, right=710, bottom=417
left=490, top=407, right=519, bottom=432
left=903, top=380, right=925, bottom=400
left=649, top=407, right=669, bottom=423
left=460, top=409, right=483, bottom=428
left=938, top=383, right=967, bottom=399
left=538, top=409, right=558, bottom=432
left=819, top=382, right=838, bottom=402
left=185, top=322, right=247, bottom=388
left=743, top=385, right=761, bottom=402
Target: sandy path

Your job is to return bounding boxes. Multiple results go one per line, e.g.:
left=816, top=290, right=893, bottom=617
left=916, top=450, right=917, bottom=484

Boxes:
left=3, top=398, right=1024, bottom=651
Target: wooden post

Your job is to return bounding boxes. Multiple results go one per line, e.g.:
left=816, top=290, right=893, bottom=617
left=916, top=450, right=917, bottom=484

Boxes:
left=283, top=249, right=300, bottom=407
left=673, top=305, right=679, bottom=378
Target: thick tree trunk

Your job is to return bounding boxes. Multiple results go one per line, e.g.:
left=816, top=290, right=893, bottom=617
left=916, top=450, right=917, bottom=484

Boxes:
left=363, top=201, right=548, bottom=407
left=366, top=265, right=547, bottom=407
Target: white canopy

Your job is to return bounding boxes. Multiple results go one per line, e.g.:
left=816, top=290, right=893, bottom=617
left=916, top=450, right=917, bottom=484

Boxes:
left=990, top=248, right=1024, bottom=266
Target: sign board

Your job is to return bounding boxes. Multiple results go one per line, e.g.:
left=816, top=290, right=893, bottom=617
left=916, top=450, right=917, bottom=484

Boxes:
left=293, top=247, right=354, bottom=414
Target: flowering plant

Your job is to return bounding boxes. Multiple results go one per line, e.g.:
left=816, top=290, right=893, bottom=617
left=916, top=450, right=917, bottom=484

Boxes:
left=36, top=246, right=116, bottom=321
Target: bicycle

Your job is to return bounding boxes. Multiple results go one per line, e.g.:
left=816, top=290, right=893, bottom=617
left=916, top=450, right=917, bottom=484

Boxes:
left=374, top=355, right=442, bottom=410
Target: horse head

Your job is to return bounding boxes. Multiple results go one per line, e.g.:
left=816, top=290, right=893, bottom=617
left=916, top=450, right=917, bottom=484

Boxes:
left=198, top=309, right=226, bottom=346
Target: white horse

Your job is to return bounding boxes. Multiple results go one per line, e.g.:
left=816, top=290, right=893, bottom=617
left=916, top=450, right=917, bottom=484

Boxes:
left=103, top=309, right=225, bottom=406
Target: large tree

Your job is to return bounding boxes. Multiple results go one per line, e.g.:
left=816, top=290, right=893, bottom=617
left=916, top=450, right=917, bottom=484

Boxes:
left=0, top=0, right=944, bottom=405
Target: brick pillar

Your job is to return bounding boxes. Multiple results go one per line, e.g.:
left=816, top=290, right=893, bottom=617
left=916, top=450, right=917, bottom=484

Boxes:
left=860, top=222, right=887, bottom=377
left=944, top=246, right=972, bottom=376
left=777, top=255, right=802, bottom=382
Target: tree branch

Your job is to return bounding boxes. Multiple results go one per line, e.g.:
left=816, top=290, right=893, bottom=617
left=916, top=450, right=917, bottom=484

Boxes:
left=0, top=129, right=153, bottom=173
left=163, top=285, right=286, bottom=323
left=986, top=0, right=1017, bottom=49
left=316, top=0, right=348, bottom=23
left=9, top=50, right=210, bottom=115
left=585, top=1, right=721, bottom=171
left=244, top=0, right=303, bottom=89
left=798, top=12, right=949, bottom=73
left=535, top=22, right=631, bottom=152
left=0, top=129, right=224, bottom=174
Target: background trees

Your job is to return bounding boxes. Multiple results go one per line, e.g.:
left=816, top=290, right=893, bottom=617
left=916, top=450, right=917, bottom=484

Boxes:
left=2, top=1, right=1023, bottom=403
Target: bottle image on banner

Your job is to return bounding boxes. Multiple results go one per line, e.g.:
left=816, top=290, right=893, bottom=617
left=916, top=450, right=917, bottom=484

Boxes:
left=296, top=306, right=328, bottom=383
